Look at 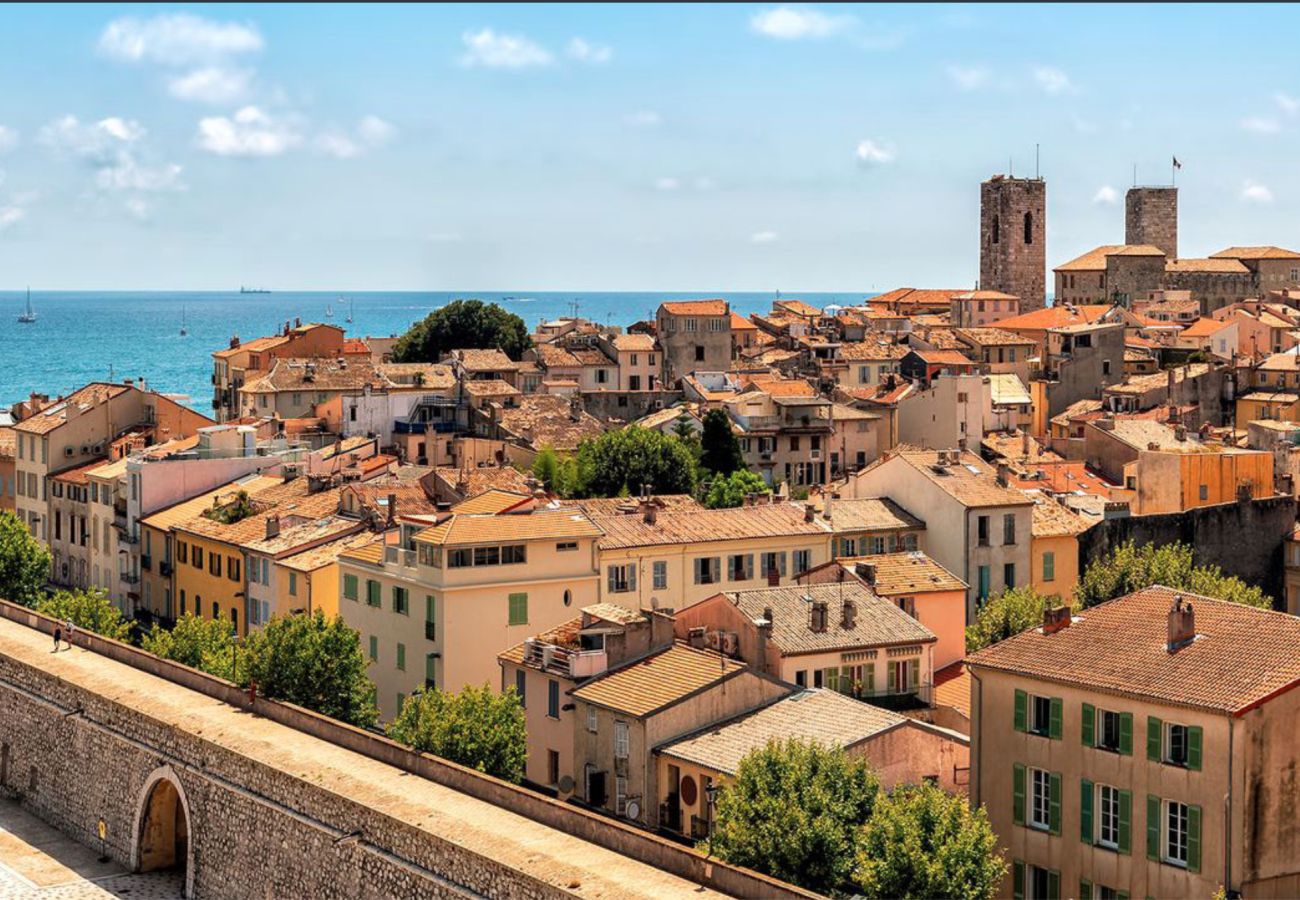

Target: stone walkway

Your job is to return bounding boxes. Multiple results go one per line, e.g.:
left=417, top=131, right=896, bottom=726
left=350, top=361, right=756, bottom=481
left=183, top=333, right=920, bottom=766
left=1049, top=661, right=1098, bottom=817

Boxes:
left=0, top=801, right=182, bottom=900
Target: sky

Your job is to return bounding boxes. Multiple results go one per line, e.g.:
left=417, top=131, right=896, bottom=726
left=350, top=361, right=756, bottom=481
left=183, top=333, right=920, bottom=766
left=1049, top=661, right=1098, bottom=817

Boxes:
left=0, top=3, right=1296, bottom=291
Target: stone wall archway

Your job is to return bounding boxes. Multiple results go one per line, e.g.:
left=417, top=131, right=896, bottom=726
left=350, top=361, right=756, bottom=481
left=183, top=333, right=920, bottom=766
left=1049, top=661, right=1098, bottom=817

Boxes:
left=131, top=765, right=195, bottom=898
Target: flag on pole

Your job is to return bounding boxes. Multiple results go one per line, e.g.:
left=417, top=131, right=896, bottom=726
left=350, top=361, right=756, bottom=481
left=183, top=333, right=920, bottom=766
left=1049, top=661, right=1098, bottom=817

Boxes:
left=1173, top=156, right=1182, bottom=169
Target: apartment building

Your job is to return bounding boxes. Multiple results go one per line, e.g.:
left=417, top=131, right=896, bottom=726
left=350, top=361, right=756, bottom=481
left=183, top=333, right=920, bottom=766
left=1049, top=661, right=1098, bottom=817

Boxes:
left=817, top=496, right=925, bottom=558
left=211, top=321, right=346, bottom=421
left=724, top=387, right=834, bottom=486
left=656, top=300, right=731, bottom=384
left=950, top=290, right=1020, bottom=328
left=237, top=357, right=393, bottom=420
left=968, top=587, right=1300, bottom=899
left=1028, top=496, right=1091, bottom=602
left=0, top=427, right=14, bottom=513
left=595, top=333, right=660, bottom=391
left=827, top=341, right=909, bottom=393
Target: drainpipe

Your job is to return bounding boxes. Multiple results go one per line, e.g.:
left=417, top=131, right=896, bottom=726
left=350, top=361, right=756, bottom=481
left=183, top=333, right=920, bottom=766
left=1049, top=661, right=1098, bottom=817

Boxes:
left=1225, top=714, right=1234, bottom=895
left=970, top=666, right=984, bottom=808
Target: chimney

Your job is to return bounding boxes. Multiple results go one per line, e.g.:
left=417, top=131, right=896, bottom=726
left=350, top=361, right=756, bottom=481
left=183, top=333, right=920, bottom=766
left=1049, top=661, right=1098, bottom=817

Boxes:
left=641, top=499, right=658, bottom=525
left=687, top=626, right=707, bottom=650
left=997, top=462, right=1010, bottom=487
left=822, top=493, right=833, bottom=521
left=265, top=515, right=280, bottom=540
left=1021, top=430, right=1031, bottom=457
left=386, top=492, right=397, bottom=526
left=804, top=503, right=816, bottom=523
left=1042, top=604, right=1071, bottom=634
left=295, top=317, right=302, bottom=328
left=810, top=600, right=829, bottom=633
left=840, top=598, right=857, bottom=630
left=1096, top=415, right=1116, bottom=432
left=1167, top=404, right=1180, bottom=426
left=756, top=611, right=773, bottom=675
left=958, top=436, right=968, bottom=453
left=230, top=335, right=240, bottom=349
left=569, top=395, right=582, bottom=422
left=1167, top=366, right=1176, bottom=398
left=1167, top=595, right=1196, bottom=651
left=855, top=562, right=877, bottom=585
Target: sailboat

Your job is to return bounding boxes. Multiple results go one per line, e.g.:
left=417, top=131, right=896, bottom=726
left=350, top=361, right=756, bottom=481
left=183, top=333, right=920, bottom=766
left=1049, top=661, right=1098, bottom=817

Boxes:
left=17, top=288, right=35, bottom=324
left=180, top=305, right=189, bottom=337
left=325, top=301, right=335, bottom=319
left=345, top=298, right=354, bottom=324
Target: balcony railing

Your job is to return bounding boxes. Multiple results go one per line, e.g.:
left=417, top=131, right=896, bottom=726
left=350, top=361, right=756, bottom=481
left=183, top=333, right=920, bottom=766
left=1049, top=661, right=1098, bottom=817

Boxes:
left=119, top=572, right=140, bottom=585
left=384, top=546, right=417, bottom=568
left=523, top=639, right=608, bottom=678
left=393, top=419, right=457, bottom=435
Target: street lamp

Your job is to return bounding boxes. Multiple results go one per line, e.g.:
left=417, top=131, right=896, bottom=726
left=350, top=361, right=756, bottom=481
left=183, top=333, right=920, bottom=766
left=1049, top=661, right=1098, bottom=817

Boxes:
left=703, top=780, right=718, bottom=858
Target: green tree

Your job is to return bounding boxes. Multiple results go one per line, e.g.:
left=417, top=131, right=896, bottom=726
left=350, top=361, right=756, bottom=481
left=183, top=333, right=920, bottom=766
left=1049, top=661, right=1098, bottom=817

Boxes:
left=0, top=510, right=51, bottom=607
left=240, top=611, right=378, bottom=728
left=853, top=782, right=1006, bottom=900
left=699, top=408, right=744, bottom=476
left=703, top=469, right=771, bottom=509
left=387, top=684, right=526, bottom=782
left=1076, top=541, right=1271, bottom=610
left=143, top=613, right=236, bottom=671
left=966, top=586, right=1072, bottom=653
left=391, top=299, right=530, bottom=363
left=708, top=739, right=880, bottom=894
left=35, top=589, right=130, bottom=641
left=531, top=445, right=560, bottom=492
left=670, top=414, right=698, bottom=442
left=572, top=427, right=698, bottom=497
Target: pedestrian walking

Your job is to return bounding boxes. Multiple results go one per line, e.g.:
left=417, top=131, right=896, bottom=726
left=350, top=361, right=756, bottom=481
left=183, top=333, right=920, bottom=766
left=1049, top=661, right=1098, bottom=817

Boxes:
left=64, top=619, right=75, bottom=647
left=52, top=626, right=62, bottom=652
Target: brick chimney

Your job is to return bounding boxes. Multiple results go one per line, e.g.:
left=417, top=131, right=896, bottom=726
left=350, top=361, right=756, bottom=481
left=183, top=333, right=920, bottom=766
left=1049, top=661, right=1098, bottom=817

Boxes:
left=1167, top=595, right=1196, bottom=651
left=855, top=561, right=877, bottom=586
left=641, top=498, right=658, bottom=526
left=1042, top=604, right=1071, bottom=634
left=804, top=503, right=816, bottom=523
left=996, top=462, right=1010, bottom=487
left=840, top=597, right=857, bottom=630
left=810, top=600, right=829, bottom=633
left=265, top=515, right=280, bottom=540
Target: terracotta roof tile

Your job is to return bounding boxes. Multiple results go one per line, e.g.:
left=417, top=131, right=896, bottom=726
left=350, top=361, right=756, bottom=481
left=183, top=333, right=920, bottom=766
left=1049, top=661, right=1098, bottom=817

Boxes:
left=727, top=582, right=935, bottom=656
left=844, top=552, right=966, bottom=594
left=730, top=312, right=758, bottom=330
left=659, top=300, right=729, bottom=316
left=592, top=502, right=829, bottom=550
left=451, top=489, right=532, bottom=515
left=1166, top=258, right=1250, bottom=274
left=886, top=447, right=1034, bottom=508
left=839, top=341, right=908, bottom=361
left=451, top=348, right=518, bottom=372
left=825, top=497, right=925, bottom=533
left=571, top=642, right=749, bottom=717
left=933, top=662, right=970, bottom=718
left=1030, top=497, right=1093, bottom=537
left=495, top=395, right=605, bottom=451
left=1211, top=246, right=1300, bottom=260
left=996, top=305, right=1113, bottom=331
left=13, top=384, right=132, bottom=435
left=415, top=508, right=601, bottom=546
left=609, top=333, right=657, bottom=351
left=955, top=327, right=1036, bottom=347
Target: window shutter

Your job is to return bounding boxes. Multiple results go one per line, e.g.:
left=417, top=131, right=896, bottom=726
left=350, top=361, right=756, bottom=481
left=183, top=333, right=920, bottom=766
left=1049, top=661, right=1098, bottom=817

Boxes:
left=1049, top=772, right=1062, bottom=835
left=1014, top=689, right=1027, bottom=732
left=1047, top=869, right=1060, bottom=900
left=1147, top=716, right=1162, bottom=761
left=865, top=663, right=875, bottom=694
left=745, top=554, right=754, bottom=579
left=779, top=552, right=787, bottom=576
left=1012, top=763, right=1026, bottom=825
left=1119, top=712, right=1134, bottom=756
left=1081, top=703, right=1095, bottom=747
left=1187, top=726, right=1203, bottom=771
left=1080, top=778, right=1093, bottom=844
left=629, top=564, right=636, bottom=591
left=888, top=664, right=897, bottom=693
left=1118, top=789, right=1132, bottom=854
left=1049, top=697, right=1063, bottom=740
left=1146, top=794, right=1160, bottom=861
left=1188, top=804, right=1202, bottom=873
left=908, top=658, right=919, bottom=691
left=1012, top=861, right=1024, bottom=900
left=1080, top=881, right=1092, bottom=900
left=608, top=567, right=617, bottom=593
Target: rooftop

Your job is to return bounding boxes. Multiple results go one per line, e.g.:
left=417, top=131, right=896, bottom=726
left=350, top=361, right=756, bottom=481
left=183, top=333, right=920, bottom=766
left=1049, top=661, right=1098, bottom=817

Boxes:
left=608, top=333, right=657, bottom=352
left=995, top=305, right=1113, bottom=331
left=1054, top=245, right=1165, bottom=272
left=495, top=395, right=605, bottom=451
left=883, top=446, right=1034, bottom=509
left=571, top=641, right=748, bottom=717
left=955, top=327, right=1036, bottom=347
left=1211, top=245, right=1300, bottom=260
left=242, top=358, right=389, bottom=394
left=1165, top=258, right=1250, bottom=274
left=449, top=348, right=518, bottom=372
left=933, top=662, right=971, bottom=719
left=838, top=341, right=908, bottom=361
left=1030, top=497, right=1094, bottom=537
left=824, top=497, right=925, bottom=533
left=13, top=383, right=132, bottom=435
left=414, top=508, right=602, bottom=546
left=843, top=551, right=966, bottom=594
left=592, top=502, right=828, bottom=550
left=659, top=299, right=729, bottom=316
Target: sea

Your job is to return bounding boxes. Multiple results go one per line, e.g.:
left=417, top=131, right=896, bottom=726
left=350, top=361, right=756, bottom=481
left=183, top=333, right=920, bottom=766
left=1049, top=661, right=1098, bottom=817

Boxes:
left=0, top=290, right=875, bottom=411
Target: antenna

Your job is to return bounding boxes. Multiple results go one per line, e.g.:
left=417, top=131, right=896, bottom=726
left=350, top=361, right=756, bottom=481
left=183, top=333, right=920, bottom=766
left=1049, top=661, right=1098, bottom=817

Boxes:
left=1035, top=143, right=1040, bottom=179
left=1133, top=163, right=1137, bottom=188
left=1009, top=155, right=1013, bottom=178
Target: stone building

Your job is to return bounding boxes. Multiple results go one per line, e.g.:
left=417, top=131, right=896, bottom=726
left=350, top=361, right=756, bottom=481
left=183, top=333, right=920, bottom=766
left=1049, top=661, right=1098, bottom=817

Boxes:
left=980, top=175, right=1046, bottom=312
left=655, top=300, right=732, bottom=386
left=1125, top=186, right=1178, bottom=258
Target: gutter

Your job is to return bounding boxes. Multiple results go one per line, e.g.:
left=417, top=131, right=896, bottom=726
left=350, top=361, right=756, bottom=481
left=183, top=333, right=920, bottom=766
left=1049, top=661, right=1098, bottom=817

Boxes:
left=1226, top=714, right=1234, bottom=896
left=969, top=665, right=983, bottom=808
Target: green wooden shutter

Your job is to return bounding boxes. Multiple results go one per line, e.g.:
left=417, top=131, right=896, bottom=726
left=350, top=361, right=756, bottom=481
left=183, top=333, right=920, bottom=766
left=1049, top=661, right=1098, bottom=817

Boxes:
left=1080, top=778, right=1093, bottom=844
left=1147, top=716, right=1162, bottom=761
left=1118, top=789, right=1132, bottom=854
left=1188, top=804, right=1202, bottom=873
left=1188, top=726, right=1203, bottom=771
left=1012, top=763, right=1026, bottom=825
left=1049, top=772, right=1062, bottom=834
left=1047, top=869, right=1060, bottom=900
left=1080, top=880, right=1093, bottom=900
left=1081, top=702, right=1095, bottom=747
left=888, top=663, right=897, bottom=693
left=865, top=663, right=875, bottom=694
left=1146, top=794, right=1160, bottom=861
left=1012, top=861, right=1025, bottom=900
left=1119, top=712, right=1134, bottom=755
left=908, top=658, right=919, bottom=692
left=1049, top=697, right=1063, bottom=740
left=1117, top=893, right=1129, bottom=900
left=1014, top=689, right=1027, bottom=732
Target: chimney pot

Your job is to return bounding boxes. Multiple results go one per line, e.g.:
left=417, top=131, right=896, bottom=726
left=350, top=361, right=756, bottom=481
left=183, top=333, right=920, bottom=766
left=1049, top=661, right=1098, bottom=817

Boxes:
left=997, top=462, right=1010, bottom=487
left=265, top=515, right=280, bottom=540
left=642, top=499, right=658, bottom=525
left=804, top=503, right=815, bottom=523
left=840, top=598, right=856, bottom=630
left=1042, top=604, right=1071, bottom=634
left=1167, top=595, right=1196, bottom=651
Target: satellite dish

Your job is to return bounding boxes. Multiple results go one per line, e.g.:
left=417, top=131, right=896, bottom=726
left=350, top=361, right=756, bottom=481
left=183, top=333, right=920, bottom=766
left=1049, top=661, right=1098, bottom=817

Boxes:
left=625, top=800, right=641, bottom=821
left=557, top=775, right=574, bottom=794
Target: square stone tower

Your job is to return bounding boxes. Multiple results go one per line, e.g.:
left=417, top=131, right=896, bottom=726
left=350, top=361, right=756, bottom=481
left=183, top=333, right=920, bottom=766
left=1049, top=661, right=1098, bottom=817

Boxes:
left=1125, top=186, right=1177, bottom=259
left=980, top=176, right=1046, bottom=312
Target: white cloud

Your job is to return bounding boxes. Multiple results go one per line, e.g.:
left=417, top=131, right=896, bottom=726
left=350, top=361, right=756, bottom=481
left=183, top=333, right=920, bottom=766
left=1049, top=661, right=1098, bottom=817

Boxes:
left=1093, top=185, right=1119, bottom=205
left=167, top=67, right=253, bottom=104
left=751, top=6, right=855, bottom=39
left=0, top=206, right=25, bottom=230
left=358, top=115, right=395, bottom=147
left=946, top=65, right=990, bottom=91
left=1241, top=116, right=1280, bottom=134
left=459, top=29, right=552, bottom=68
left=654, top=177, right=680, bottom=192
left=750, top=230, right=778, bottom=244
left=566, top=37, right=612, bottom=65
left=123, top=197, right=151, bottom=220
left=0, top=126, right=17, bottom=153
left=196, top=106, right=302, bottom=157
left=855, top=139, right=895, bottom=165
left=39, top=114, right=183, bottom=202
left=315, top=116, right=397, bottom=159
left=623, top=110, right=662, bottom=128
left=1242, top=180, right=1274, bottom=204
left=1276, top=91, right=1300, bottom=116
left=1033, top=66, right=1072, bottom=94
left=99, top=13, right=262, bottom=65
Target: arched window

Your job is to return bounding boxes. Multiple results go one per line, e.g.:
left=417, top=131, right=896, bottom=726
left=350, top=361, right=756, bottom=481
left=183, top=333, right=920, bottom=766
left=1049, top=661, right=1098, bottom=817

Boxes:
left=1023, top=211, right=1033, bottom=244
left=991, top=215, right=1000, bottom=245
left=563, top=589, right=572, bottom=607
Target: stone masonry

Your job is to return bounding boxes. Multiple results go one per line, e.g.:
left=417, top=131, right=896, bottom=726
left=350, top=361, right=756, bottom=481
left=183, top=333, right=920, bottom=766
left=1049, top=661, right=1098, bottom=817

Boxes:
left=1125, top=186, right=1178, bottom=259
left=980, top=176, right=1046, bottom=312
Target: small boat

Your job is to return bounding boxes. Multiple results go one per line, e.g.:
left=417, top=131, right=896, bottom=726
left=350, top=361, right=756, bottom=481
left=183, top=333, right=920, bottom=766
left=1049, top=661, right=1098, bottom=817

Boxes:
left=239, top=286, right=271, bottom=294
left=326, top=302, right=334, bottom=319
left=180, top=304, right=188, bottom=337
left=17, top=287, right=35, bottom=323
left=345, top=298, right=354, bottom=323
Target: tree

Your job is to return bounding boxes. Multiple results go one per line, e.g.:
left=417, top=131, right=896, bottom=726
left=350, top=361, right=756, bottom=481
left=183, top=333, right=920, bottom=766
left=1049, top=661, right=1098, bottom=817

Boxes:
left=572, top=427, right=698, bottom=497
left=670, top=414, right=698, bottom=442
left=35, top=589, right=130, bottom=641
left=531, top=445, right=560, bottom=492
left=143, top=613, right=236, bottom=671
left=0, top=510, right=51, bottom=607
left=853, top=782, right=1006, bottom=900
left=391, top=299, right=530, bottom=363
left=387, top=684, right=526, bottom=782
left=699, top=409, right=744, bottom=476
left=966, top=586, right=1071, bottom=652
left=708, top=739, right=880, bottom=894
left=703, top=469, right=771, bottom=509
left=240, top=611, right=378, bottom=728
left=1075, top=541, right=1271, bottom=610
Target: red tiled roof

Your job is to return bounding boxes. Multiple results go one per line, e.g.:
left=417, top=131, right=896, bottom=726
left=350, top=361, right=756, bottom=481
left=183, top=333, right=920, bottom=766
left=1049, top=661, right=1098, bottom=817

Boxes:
left=660, top=300, right=728, bottom=316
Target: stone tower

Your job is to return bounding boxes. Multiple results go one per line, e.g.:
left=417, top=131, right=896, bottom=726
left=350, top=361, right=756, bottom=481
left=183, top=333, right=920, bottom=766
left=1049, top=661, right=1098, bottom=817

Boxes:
left=980, top=175, right=1046, bottom=312
left=1125, top=186, right=1177, bottom=259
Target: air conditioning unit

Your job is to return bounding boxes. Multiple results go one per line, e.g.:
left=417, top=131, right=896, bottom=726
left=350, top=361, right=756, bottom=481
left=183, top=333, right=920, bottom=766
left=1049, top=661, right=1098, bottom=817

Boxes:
left=721, top=632, right=740, bottom=656
left=705, top=630, right=722, bottom=650
left=625, top=800, right=641, bottom=821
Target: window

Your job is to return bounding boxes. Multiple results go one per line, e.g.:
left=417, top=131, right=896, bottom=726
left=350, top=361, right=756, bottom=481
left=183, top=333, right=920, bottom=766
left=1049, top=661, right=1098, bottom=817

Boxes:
left=547, top=750, right=560, bottom=787
left=760, top=552, right=787, bottom=579
left=614, top=721, right=629, bottom=759
left=1164, top=800, right=1189, bottom=867
left=515, top=669, right=526, bottom=706
left=1003, top=513, right=1016, bottom=545
left=727, top=553, right=752, bottom=581
left=1102, top=359, right=1111, bottom=377
left=556, top=541, right=578, bottom=552
left=653, top=560, right=667, bottom=590
left=694, top=345, right=705, bottom=362
left=366, top=579, right=381, bottom=607
left=193, top=546, right=203, bottom=568
left=607, top=564, right=636, bottom=593
left=1031, top=694, right=1052, bottom=736
left=1004, top=562, right=1016, bottom=590
left=1097, top=784, right=1121, bottom=850
left=474, top=546, right=500, bottom=567
left=1042, top=551, right=1055, bottom=582
left=209, top=553, right=220, bottom=577
left=393, top=586, right=409, bottom=615
left=793, top=549, right=811, bottom=574
left=869, top=536, right=886, bottom=555
left=425, top=654, right=437, bottom=689
left=448, top=549, right=471, bottom=568
left=396, top=642, right=406, bottom=671
left=547, top=679, right=560, bottom=719
left=228, top=556, right=241, bottom=582
left=288, top=571, right=298, bottom=596
left=1167, top=722, right=1188, bottom=766
left=1027, top=864, right=1058, bottom=900
left=586, top=706, right=598, bottom=733
left=1030, top=767, right=1052, bottom=831
left=211, top=601, right=218, bottom=620
left=991, top=214, right=999, bottom=245
left=1198, top=484, right=1208, bottom=501
left=1015, top=690, right=1061, bottom=739
left=368, top=636, right=378, bottom=662
left=694, top=557, right=720, bottom=585
left=1023, top=211, right=1033, bottom=244
left=425, top=595, right=436, bottom=640
left=508, top=592, right=528, bottom=626
left=977, top=515, right=990, bottom=546
left=343, top=574, right=358, bottom=601
left=977, top=565, right=990, bottom=603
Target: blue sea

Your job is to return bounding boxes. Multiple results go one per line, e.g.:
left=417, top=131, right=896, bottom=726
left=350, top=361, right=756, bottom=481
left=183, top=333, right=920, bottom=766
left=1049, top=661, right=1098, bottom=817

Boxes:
left=0, top=290, right=873, bottom=410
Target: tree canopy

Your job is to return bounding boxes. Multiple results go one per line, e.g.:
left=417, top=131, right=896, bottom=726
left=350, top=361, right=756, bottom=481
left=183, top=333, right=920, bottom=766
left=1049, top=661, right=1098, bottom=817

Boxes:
left=35, top=589, right=130, bottom=641
left=708, top=738, right=880, bottom=894
left=569, top=426, right=698, bottom=497
left=0, top=510, right=51, bottom=607
left=391, top=299, right=530, bottom=363
left=699, top=408, right=744, bottom=476
left=853, top=782, right=1005, bottom=900
left=966, top=586, right=1071, bottom=653
left=142, top=613, right=237, bottom=672
left=387, top=684, right=526, bottom=782
left=703, top=469, right=771, bottom=509
left=1075, top=541, right=1271, bottom=610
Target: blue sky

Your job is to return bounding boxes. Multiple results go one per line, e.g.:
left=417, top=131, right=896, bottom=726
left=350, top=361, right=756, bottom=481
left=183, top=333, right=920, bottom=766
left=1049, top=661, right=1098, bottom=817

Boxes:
left=0, top=3, right=1295, bottom=291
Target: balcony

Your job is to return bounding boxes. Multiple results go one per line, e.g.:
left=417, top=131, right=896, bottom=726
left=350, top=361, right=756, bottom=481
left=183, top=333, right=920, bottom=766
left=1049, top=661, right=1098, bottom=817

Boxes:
left=119, top=572, right=140, bottom=585
left=140, top=555, right=152, bottom=571
left=523, top=639, right=608, bottom=679
left=659, top=803, right=683, bottom=834
left=858, top=683, right=933, bottom=712
left=159, top=560, right=173, bottom=577
left=393, top=419, right=457, bottom=435
left=384, top=546, right=417, bottom=568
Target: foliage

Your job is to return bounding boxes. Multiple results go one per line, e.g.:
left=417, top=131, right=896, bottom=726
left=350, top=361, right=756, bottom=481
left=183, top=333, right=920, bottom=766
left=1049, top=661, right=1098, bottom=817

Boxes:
left=569, top=426, right=698, bottom=497
left=707, top=739, right=880, bottom=894
left=142, top=614, right=236, bottom=672
left=671, top=414, right=698, bottom=442
left=703, top=469, right=771, bottom=509
left=391, top=299, right=530, bottom=363
left=35, top=589, right=130, bottom=641
left=0, top=510, right=51, bottom=607
left=387, top=684, right=526, bottom=782
left=966, top=586, right=1073, bottom=652
left=853, top=782, right=1006, bottom=900
left=699, top=408, right=745, bottom=476
left=202, top=489, right=257, bottom=525
left=1075, top=541, right=1271, bottom=610
left=238, top=611, right=378, bottom=727
left=531, top=445, right=560, bottom=492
